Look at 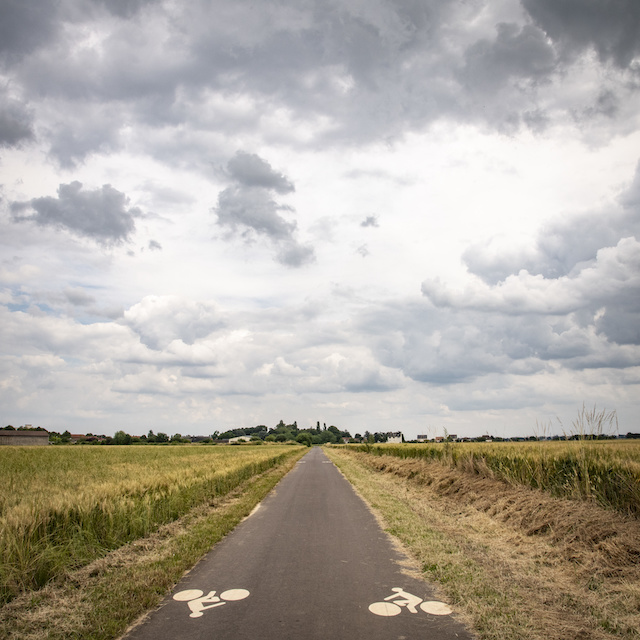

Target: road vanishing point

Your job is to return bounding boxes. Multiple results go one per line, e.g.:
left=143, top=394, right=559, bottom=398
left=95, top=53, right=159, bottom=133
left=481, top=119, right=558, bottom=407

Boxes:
left=123, top=447, right=474, bottom=639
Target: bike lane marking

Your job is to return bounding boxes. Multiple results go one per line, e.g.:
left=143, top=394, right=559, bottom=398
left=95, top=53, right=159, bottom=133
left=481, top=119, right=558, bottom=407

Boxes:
left=368, top=587, right=453, bottom=617
left=122, top=447, right=474, bottom=640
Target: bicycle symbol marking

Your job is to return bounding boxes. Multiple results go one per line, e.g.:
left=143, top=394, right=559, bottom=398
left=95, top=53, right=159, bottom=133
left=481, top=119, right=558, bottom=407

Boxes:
left=173, top=588, right=250, bottom=618
left=368, top=588, right=452, bottom=617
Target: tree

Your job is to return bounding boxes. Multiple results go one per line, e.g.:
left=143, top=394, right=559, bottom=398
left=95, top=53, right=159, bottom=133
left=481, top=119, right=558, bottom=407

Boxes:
left=296, top=432, right=312, bottom=447
left=113, top=430, right=132, bottom=445
left=156, top=432, right=169, bottom=443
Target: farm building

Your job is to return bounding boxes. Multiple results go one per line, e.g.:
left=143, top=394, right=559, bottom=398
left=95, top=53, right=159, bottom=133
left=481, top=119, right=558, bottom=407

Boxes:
left=387, top=432, right=403, bottom=443
left=0, top=430, right=49, bottom=446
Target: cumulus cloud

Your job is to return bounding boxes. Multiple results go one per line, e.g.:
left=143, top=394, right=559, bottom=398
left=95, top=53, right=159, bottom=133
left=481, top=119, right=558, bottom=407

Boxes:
left=360, top=215, right=379, bottom=228
left=226, top=151, right=295, bottom=194
left=464, top=162, right=640, bottom=283
left=411, top=236, right=640, bottom=384
left=215, top=186, right=296, bottom=241
left=11, top=181, right=141, bottom=246
left=214, top=152, right=314, bottom=267
left=122, top=295, right=225, bottom=350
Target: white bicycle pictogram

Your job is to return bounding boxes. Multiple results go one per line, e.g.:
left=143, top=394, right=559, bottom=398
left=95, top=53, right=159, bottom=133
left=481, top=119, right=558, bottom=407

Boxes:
left=173, top=588, right=250, bottom=618
left=368, top=587, right=452, bottom=617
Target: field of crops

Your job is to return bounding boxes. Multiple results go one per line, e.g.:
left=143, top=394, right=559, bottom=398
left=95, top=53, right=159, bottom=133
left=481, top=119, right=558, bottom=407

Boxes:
left=344, top=440, right=640, bottom=517
left=0, top=444, right=301, bottom=604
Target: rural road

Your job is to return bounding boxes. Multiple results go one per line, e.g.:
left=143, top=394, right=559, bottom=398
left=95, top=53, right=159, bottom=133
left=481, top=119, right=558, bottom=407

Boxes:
left=123, top=447, right=473, bottom=639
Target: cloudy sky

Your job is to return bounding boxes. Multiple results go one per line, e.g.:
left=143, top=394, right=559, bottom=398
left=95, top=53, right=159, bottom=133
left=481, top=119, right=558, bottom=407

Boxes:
left=1, top=0, right=639, bottom=439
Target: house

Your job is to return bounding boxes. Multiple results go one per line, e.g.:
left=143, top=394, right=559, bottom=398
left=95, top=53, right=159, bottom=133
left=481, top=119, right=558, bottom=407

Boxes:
left=0, top=430, right=49, bottom=446
left=387, top=431, right=403, bottom=444
left=416, top=434, right=429, bottom=442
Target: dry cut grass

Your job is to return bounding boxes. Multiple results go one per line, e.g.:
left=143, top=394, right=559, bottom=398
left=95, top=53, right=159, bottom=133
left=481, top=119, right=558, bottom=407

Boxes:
left=326, top=447, right=640, bottom=640
left=0, top=444, right=303, bottom=605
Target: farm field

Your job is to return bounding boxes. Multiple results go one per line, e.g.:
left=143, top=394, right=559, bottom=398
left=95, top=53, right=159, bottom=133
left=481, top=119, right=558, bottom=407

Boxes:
left=325, top=442, right=640, bottom=640
left=0, top=444, right=304, bottom=610
left=347, top=440, right=640, bottom=516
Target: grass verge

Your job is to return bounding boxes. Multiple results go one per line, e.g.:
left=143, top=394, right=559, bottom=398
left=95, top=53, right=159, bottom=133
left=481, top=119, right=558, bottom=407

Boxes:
left=325, top=447, right=640, bottom=640
left=0, top=448, right=306, bottom=640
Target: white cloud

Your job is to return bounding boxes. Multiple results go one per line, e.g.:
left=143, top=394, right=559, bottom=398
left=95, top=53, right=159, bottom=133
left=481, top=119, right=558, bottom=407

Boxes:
left=1, top=0, right=640, bottom=438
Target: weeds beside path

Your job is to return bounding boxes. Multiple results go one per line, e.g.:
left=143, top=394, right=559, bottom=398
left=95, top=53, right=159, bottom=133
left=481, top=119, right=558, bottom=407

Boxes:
left=0, top=448, right=306, bottom=640
left=325, top=447, right=640, bottom=640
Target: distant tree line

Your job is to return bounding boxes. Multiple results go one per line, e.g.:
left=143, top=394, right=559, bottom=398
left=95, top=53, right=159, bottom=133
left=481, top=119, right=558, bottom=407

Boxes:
left=37, top=421, right=356, bottom=446
left=1, top=425, right=48, bottom=431
left=220, top=421, right=353, bottom=447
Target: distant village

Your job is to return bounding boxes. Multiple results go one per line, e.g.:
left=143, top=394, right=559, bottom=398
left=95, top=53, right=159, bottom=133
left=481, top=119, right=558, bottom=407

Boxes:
left=2, top=421, right=637, bottom=446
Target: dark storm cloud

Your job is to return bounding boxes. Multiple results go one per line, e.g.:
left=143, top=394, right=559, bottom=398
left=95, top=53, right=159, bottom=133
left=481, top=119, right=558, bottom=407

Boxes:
left=460, top=23, right=557, bottom=94
left=11, top=181, right=141, bottom=246
left=214, top=152, right=315, bottom=267
left=0, top=0, right=59, bottom=59
left=2, top=0, right=637, bottom=167
left=93, top=0, right=162, bottom=19
left=0, top=95, right=33, bottom=147
left=522, top=0, right=640, bottom=68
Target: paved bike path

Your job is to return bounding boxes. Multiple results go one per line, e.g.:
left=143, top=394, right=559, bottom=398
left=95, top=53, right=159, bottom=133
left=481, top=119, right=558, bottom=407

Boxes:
left=124, top=447, right=473, bottom=639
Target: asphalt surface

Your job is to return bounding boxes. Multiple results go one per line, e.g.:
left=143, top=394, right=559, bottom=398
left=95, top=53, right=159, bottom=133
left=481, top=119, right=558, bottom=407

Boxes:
left=124, top=447, right=474, bottom=639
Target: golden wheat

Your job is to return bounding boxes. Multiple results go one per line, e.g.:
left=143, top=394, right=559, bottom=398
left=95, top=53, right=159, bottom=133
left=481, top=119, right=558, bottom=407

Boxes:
left=345, top=440, right=640, bottom=516
left=0, top=444, right=301, bottom=603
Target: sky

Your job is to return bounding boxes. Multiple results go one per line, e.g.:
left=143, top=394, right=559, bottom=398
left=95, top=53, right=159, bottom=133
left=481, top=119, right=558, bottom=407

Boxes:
left=1, top=0, right=639, bottom=439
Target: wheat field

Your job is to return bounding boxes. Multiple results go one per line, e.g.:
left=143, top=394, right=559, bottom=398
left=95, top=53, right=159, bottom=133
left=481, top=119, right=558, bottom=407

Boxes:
left=346, top=440, right=640, bottom=517
left=0, top=444, right=301, bottom=604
